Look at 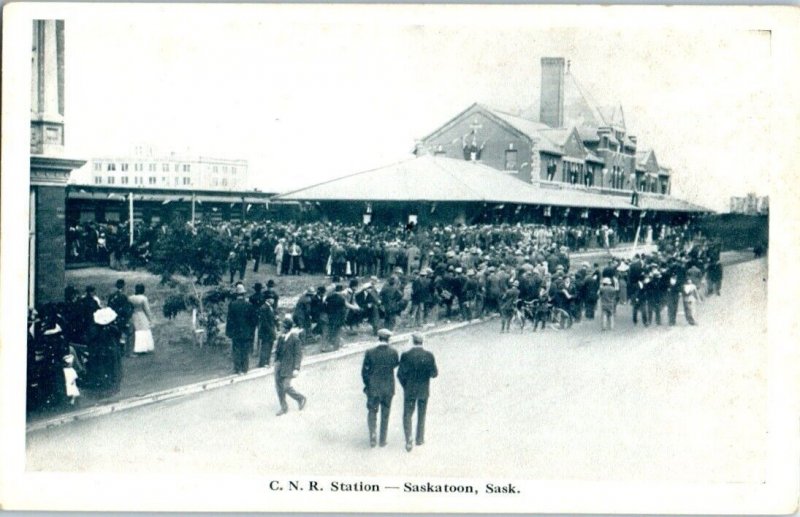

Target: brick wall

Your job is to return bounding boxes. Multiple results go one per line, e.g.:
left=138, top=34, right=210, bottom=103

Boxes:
left=35, top=185, right=67, bottom=304
left=419, top=108, right=534, bottom=183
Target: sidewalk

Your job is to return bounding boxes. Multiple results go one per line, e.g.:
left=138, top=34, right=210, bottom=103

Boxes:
left=26, top=316, right=491, bottom=432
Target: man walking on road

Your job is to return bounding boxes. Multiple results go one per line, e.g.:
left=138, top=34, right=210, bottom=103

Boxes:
left=397, top=333, right=438, bottom=452
left=274, top=315, right=306, bottom=416
left=361, top=328, right=399, bottom=448
left=226, top=284, right=258, bottom=374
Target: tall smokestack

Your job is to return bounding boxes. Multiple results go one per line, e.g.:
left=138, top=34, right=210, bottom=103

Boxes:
left=539, top=57, right=565, bottom=128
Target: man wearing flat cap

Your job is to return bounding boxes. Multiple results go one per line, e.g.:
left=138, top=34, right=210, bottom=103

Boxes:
left=226, top=283, right=258, bottom=374
left=361, top=328, right=399, bottom=448
left=397, top=333, right=438, bottom=452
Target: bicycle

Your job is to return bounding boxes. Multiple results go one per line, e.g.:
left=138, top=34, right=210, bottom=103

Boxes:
left=511, top=300, right=537, bottom=332
left=546, top=302, right=573, bottom=330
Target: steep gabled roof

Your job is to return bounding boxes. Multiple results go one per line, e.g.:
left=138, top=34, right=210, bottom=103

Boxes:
left=480, top=106, right=551, bottom=140
left=636, top=148, right=654, bottom=165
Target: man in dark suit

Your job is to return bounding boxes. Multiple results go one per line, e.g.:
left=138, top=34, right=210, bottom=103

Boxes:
left=226, top=284, right=258, bottom=374
left=256, top=298, right=277, bottom=367
left=274, top=315, right=306, bottom=416
left=361, top=329, right=400, bottom=448
left=397, top=333, right=438, bottom=452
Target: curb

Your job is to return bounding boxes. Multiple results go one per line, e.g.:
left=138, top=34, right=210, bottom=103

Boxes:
left=26, top=316, right=492, bottom=433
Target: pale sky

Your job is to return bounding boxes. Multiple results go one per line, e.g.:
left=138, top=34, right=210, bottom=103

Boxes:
left=61, top=8, right=773, bottom=211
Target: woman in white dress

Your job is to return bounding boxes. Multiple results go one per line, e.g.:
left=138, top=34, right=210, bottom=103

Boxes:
left=129, top=283, right=155, bottom=354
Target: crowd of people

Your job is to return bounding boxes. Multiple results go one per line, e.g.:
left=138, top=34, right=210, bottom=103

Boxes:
left=26, top=280, right=155, bottom=411
left=30, top=216, right=722, bottom=413
left=68, top=217, right=641, bottom=274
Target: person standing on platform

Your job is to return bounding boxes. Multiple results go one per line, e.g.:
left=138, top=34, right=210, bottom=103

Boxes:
left=257, top=298, right=277, bottom=367
left=85, top=307, right=123, bottom=397
left=225, top=284, right=257, bottom=374
left=666, top=273, right=682, bottom=326
left=379, top=277, right=402, bottom=331
left=274, top=316, right=306, bottom=415
left=499, top=280, right=520, bottom=333
left=397, top=333, right=438, bottom=452
left=129, top=284, right=155, bottom=354
left=361, top=329, right=400, bottom=448
left=598, top=278, right=617, bottom=331
left=274, top=239, right=285, bottom=276
left=682, top=278, right=700, bottom=326
left=107, top=279, right=133, bottom=357
left=324, top=284, right=347, bottom=352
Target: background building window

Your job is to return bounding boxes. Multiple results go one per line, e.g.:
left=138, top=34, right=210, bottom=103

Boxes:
left=107, top=163, right=116, bottom=171
left=107, top=176, right=115, bottom=185
left=213, top=166, right=218, bottom=173
left=183, top=177, right=191, bottom=185
left=149, top=177, right=157, bottom=185
left=504, top=150, right=518, bottom=171
left=222, top=178, right=228, bottom=187
left=183, top=164, right=190, bottom=172
left=162, top=163, right=169, bottom=172
left=121, top=176, right=129, bottom=185
left=121, top=163, right=129, bottom=172
left=231, top=167, right=236, bottom=174
left=149, top=163, right=157, bottom=172
left=94, top=177, right=102, bottom=184
left=93, top=162, right=102, bottom=171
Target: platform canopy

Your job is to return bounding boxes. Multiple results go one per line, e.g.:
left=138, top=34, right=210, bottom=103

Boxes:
left=276, top=155, right=707, bottom=212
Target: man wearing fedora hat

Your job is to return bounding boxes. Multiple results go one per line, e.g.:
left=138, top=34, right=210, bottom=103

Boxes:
left=361, top=328, right=400, bottom=447
left=226, top=284, right=258, bottom=374
left=398, top=333, right=438, bottom=452
left=274, top=315, right=306, bottom=415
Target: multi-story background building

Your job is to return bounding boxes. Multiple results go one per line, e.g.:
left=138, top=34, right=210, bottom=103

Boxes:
left=415, top=57, right=672, bottom=197
left=730, top=193, right=769, bottom=215
left=83, top=146, right=248, bottom=191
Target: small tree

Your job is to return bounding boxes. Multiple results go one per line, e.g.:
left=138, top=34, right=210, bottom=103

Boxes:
left=149, top=219, right=232, bottom=285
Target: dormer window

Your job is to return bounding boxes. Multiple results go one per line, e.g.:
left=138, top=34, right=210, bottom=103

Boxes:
left=504, top=149, right=518, bottom=171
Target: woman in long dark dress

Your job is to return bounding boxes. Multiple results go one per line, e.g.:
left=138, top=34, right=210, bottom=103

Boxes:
left=85, top=307, right=122, bottom=396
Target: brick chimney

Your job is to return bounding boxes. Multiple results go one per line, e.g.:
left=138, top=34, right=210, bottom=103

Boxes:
left=539, top=57, right=565, bottom=128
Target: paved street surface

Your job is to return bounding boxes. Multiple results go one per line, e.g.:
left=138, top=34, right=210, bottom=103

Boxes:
left=27, top=258, right=768, bottom=483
